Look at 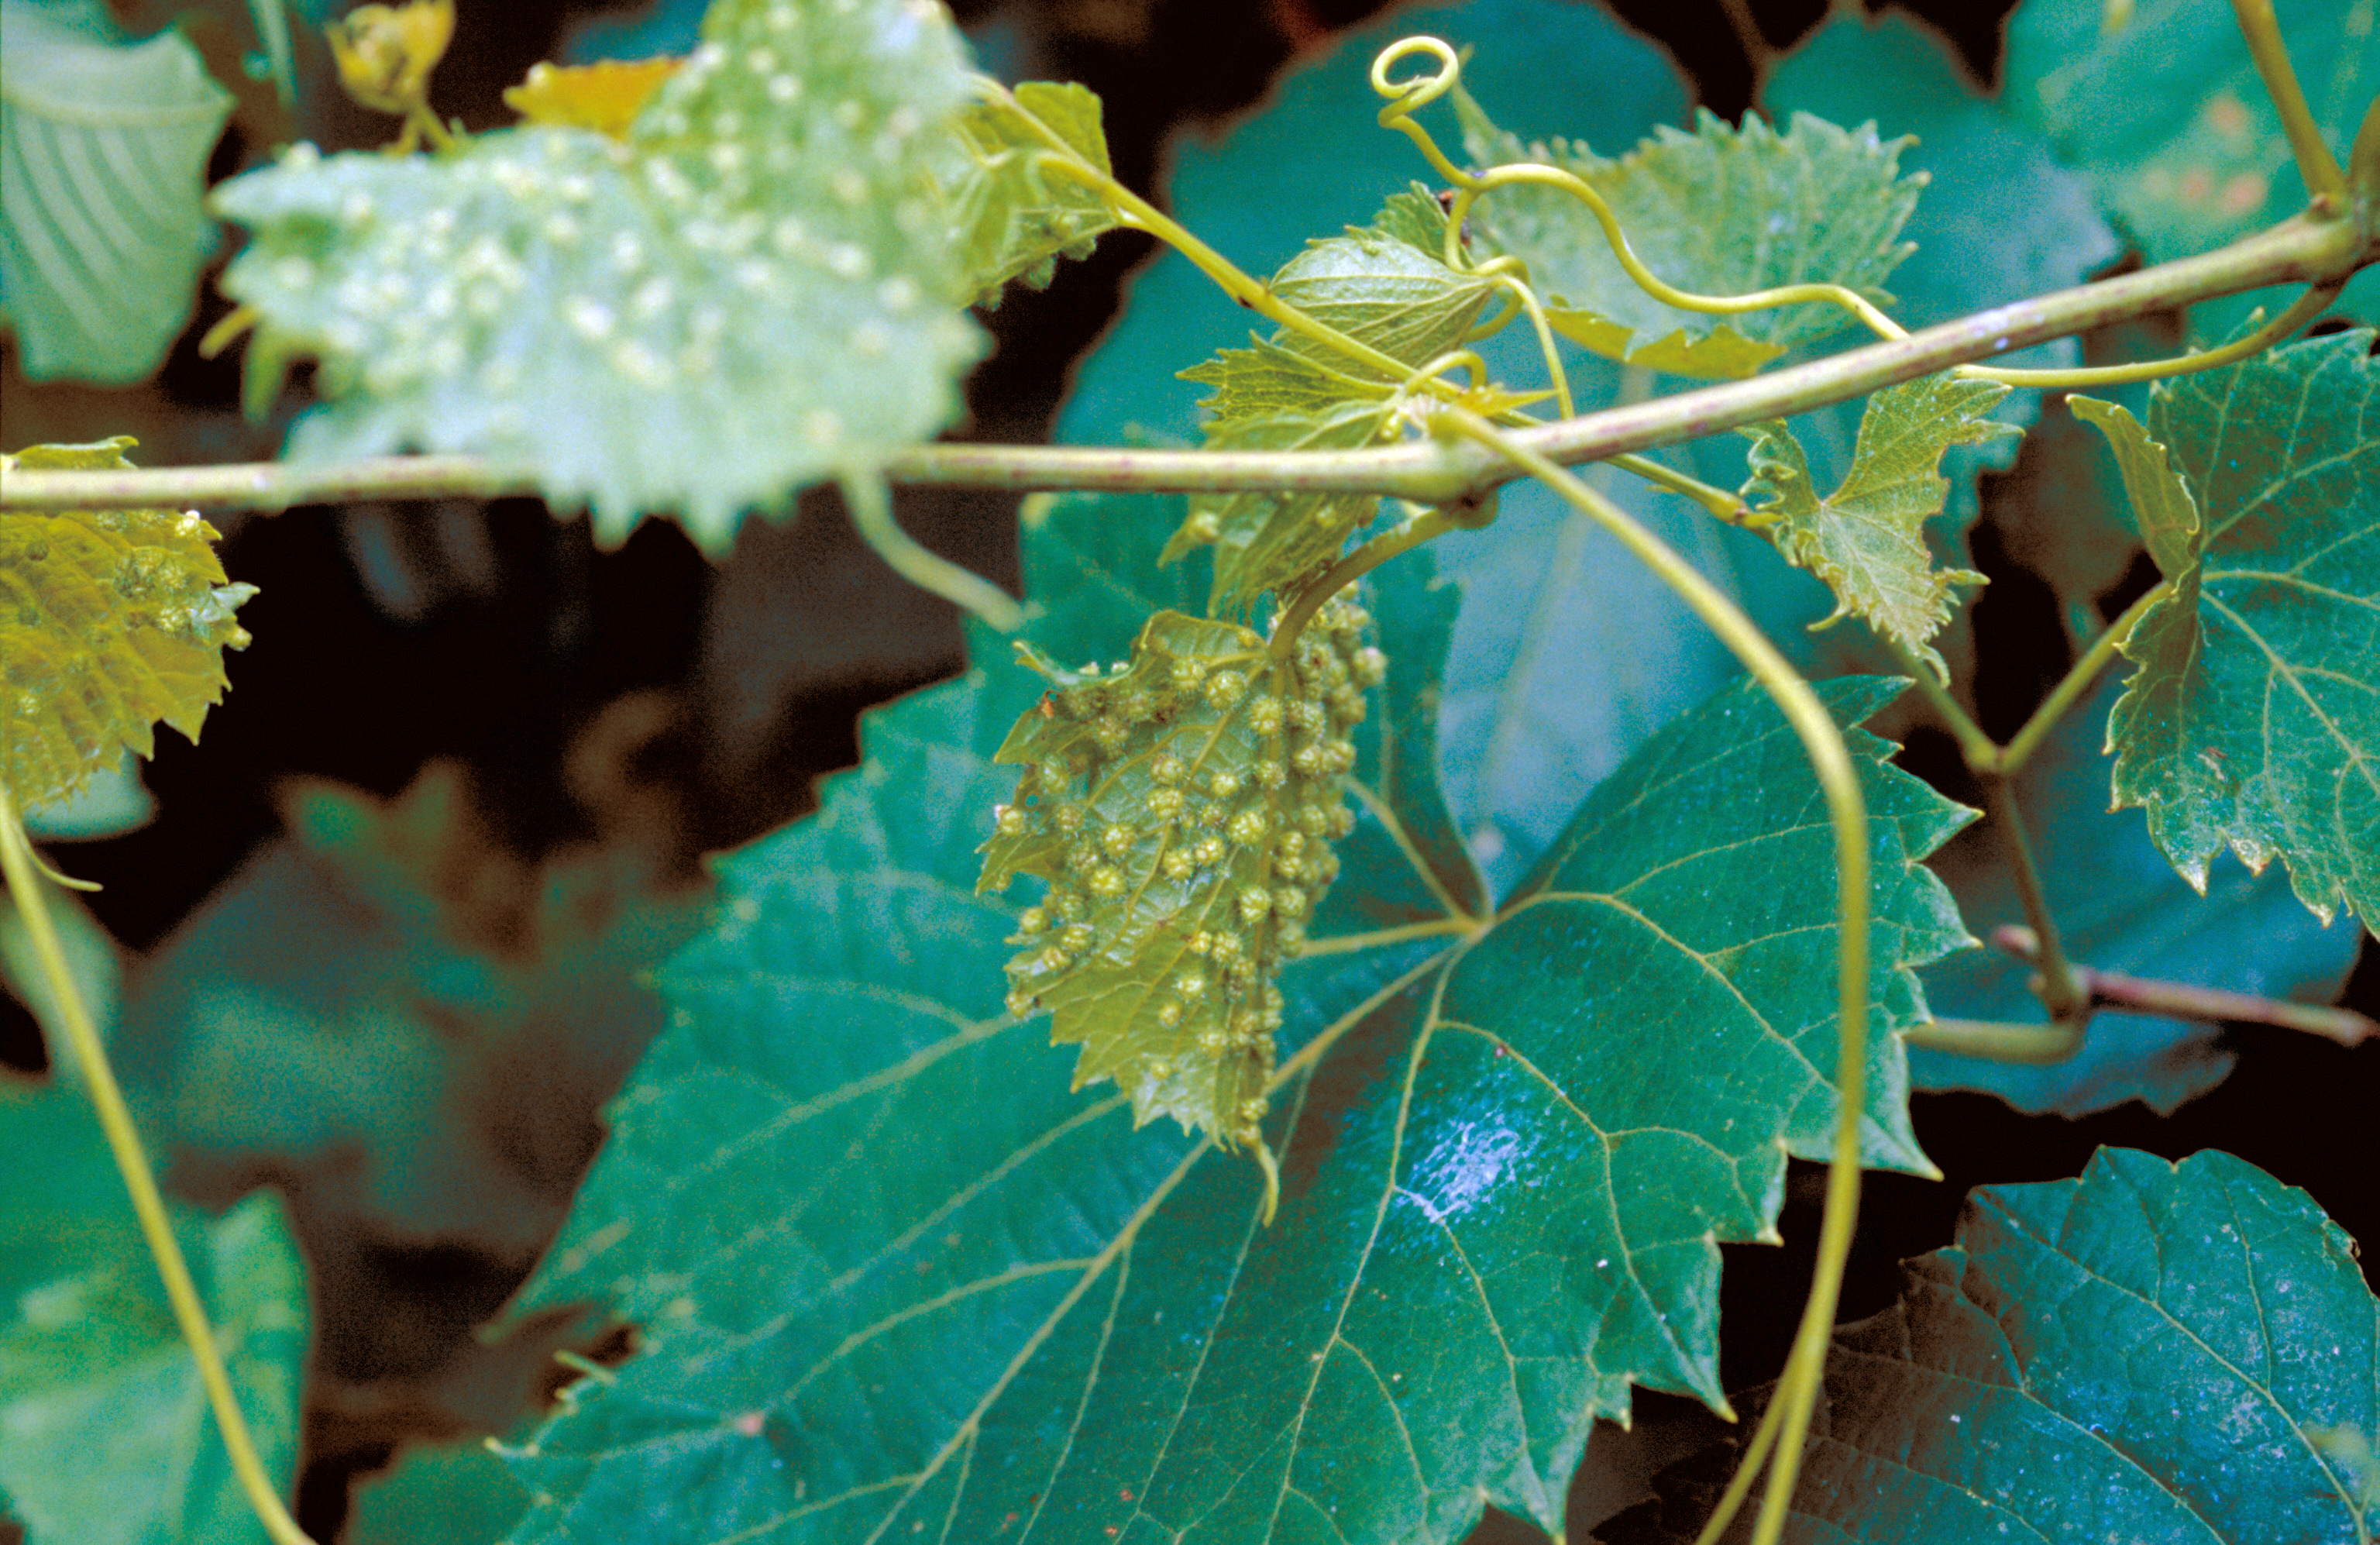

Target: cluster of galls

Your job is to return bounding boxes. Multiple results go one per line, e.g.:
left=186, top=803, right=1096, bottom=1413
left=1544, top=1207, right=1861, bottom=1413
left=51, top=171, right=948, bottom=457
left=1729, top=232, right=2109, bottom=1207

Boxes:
left=978, top=599, right=1387, bottom=1152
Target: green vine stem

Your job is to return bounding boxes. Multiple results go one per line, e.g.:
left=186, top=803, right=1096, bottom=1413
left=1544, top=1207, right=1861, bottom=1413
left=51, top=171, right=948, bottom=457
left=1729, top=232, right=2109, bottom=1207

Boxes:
left=5, top=202, right=2360, bottom=518
left=0, top=788, right=318, bottom=1545
left=2227, top=0, right=2349, bottom=204
left=1955, top=278, right=2343, bottom=390
left=1439, top=409, right=1872, bottom=1545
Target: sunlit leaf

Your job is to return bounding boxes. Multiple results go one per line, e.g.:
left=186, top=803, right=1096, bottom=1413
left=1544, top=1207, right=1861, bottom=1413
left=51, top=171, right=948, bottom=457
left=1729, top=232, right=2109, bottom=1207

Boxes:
left=2105, top=328, right=2380, bottom=932
left=1171, top=189, right=1497, bottom=611
left=981, top=600, right=1380, bottom=1151
left=1601, top=1148, right=2380, bottom=1545
left=0, top=0, right=233, bottom=384
left=1456, top=98, right=1923, bottom=378
left=1739, top=373, right=2007, bottom=673
left=0, top=438, right=255, bottom=814
left=944, top=81, right=1121, bottom=303
left=212, top=0, right=984, bottom=552
left=0, top=1075, right=308, bottom=1545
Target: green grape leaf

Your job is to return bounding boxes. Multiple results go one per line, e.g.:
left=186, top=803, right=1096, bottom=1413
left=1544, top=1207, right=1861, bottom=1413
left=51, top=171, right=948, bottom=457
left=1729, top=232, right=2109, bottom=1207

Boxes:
left=2106, top=328, right=2380, bottom=932
left=0, top=438, right=256, bottom=814
left=1170, top=190, right=1498, bottom=611
left=349, top=1436, right=530, bottom=1545
left=0, top=1076, right=309, bottom=1545
left=1600, top=1148, right=2379, bottom=1545
left=1455, top=99, right=1923, bottom=378
left=497, top=474, right=1972, bottom=1543
left=944, top=81, right=1121, bottom=304
left=2068, top=393, right=2197, bottom=578
left=1738, top=373, right=2008, bottom=673
left=982, top=600, right=1380, bottom=1152
left=2005, top=0, right=2380, bottom=339
left=1917, top=679, right=2361, bottom=1117
left=212, top=0, right=983, bottom=552
left=0, top=0, right=233, bottom=384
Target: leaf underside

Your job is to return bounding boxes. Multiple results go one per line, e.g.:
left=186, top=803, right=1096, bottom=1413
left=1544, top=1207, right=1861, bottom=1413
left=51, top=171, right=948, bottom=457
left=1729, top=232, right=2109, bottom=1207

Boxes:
left=0, top=439, right=255, bottom=813
left=497, top=485, right=1974, bottom=1545
left=0, top=2, right=232, bottom=384
left=2106, top=328, right=2380, bottom=933
left=946, top=80, right=1122, bottom=303
left=1601, top=1148, right=2380, bottom=1545
left=1739, top=372, right=2008, bottom=673
left=1171, top=188, right=1498, bottom=611
left=1457, top=100, right=1923, bottom=378
left=212, top=0, right=985, bottom=552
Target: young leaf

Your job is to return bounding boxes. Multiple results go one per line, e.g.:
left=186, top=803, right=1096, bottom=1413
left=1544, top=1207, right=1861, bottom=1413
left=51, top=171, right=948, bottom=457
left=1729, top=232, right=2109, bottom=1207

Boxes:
left=0, top=1075, right=310, bottom=1545
left=1455, top=99, right=1923, bottom=378
left=2106, top=328, right=2380, bottom=932
left=982, top=600, right=1380, bottom=1151
left=1917, top=680, right=2360, bottom=1117
left=212, top=0, right=984, bottom=552
left=944, top=81, right=1122, bottom=303
left=1601, top=1148, right=2380, bottom=1545
left=2067, top=393, right=2196, bottom=578
left=1738, top=373, right=2007, bottom=674
left=0, top=438, right=256, bottom=814
left=0, top=0, right=234, bottom=384
left=497, top=483, right=1973, bottom=1544
left=1165, top=190, right=1498, bottom=611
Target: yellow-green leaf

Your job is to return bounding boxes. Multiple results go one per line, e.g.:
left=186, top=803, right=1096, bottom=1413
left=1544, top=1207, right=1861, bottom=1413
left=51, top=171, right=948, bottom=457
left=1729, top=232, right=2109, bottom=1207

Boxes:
left=1738, top=373, right=2009, bottom=673
left=0, top=438, right=255, bottom=813
left=982, top=597, right=1382, bottom=1149
left=2067, top=393, right=2198, bottom=580
left=945, top=80, right=1122, bottom=304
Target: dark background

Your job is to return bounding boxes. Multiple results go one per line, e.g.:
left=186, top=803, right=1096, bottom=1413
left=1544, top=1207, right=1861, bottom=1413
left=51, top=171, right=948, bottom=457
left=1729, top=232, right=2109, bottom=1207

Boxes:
left=2, top=1, right=2371, bottom=1540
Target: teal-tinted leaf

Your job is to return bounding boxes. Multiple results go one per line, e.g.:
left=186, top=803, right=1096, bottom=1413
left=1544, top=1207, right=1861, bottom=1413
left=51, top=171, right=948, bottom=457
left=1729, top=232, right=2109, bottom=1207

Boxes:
left=212, top=0, right=983, bottom=552
left=946, top=81, right=1120, bottom=303
left=0, top=1078, right=309, bottom=1545
left=2107, top=328, right=2380, bottom=931
left=1917, top=680, right=2361, bottom=1117
left=350, top=1436, right=529, bottom=1545
left=0, top=0, right=233, bottom=384
left=1601, top=1148, right=2379, bottom=1545
left=2069, top=391, right=2198, bottom=577
left=498, top=479, right=1970, bottom=1542
left=1738, top=373, right=2007, bottom=673
left=243, top=0, right=294, bottom=108
left=1455, top=100, right=1923, bottom=378
left=2004, top=0, right=2380, bottom=339
left=1171, top=191, right=1497, bottom=610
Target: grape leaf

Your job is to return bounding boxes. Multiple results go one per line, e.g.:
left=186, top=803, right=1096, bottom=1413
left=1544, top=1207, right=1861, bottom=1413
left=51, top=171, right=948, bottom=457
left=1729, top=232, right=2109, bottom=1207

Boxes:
left=945, top=81, right=1121, bottom=304
left=2105, top=328, right=2380, bottom=933
left=0, top=0, right=233, bottom=384
left=1917, top=680, right=2361, bottom=1117
left=1170, top=190, right=1498, bottom=611
left=1454, top=100, right=1924, bottom=379
left=212, top=0, right=984, bottom=552
left=981, top=600, right=1380, bottom=1153
left=2004, top=0, right=2380, bottom=340
left=497, top=483, right=1973, bottom=1543
left=1738, top=373, right=2008, bottom=673
left=349, top=1436, right=529, bottom=1545
left=1600, top=1148, right=2379, bottom=1545
left=0, top=438, right=256, bottom=814
left=0, top=1076, right=308, bottom=1545
left=2068, top=394, right=2196, bottom=580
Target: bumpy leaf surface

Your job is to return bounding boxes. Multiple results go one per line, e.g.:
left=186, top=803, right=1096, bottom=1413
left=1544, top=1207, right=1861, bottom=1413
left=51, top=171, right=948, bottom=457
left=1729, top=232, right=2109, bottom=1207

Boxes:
left=2004, top=0, right=2380, bottom=338
left=1602, top=1148, right=2380, bottom=1545
left=1456, top=101, right=1922, bottom=377
left=2107, top=329, right=2380, bottom=933
left=984, top=601, right=1379, bottom=1151
left=0, top=439, right=255, bottom=813
left=0, top=1076, right=308, bottom=1544
left=1918, top=680, right=2361, bottom=1117
left=212, top=0, right=982, bottom=551
left=1738, top=373, right=2007, bottom=673
left=0, top=0, right=232, bottom=384
left=1171, top=191, right=1498, bottom=611
left=497, top=480, right=1972, bottom=1544
left=945, top=81, right=1121, bottom=303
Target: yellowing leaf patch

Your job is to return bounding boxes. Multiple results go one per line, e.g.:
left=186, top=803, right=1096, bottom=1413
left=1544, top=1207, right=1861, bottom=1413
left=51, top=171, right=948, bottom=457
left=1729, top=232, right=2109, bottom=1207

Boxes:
left=504, top=58, right=681, bottom=139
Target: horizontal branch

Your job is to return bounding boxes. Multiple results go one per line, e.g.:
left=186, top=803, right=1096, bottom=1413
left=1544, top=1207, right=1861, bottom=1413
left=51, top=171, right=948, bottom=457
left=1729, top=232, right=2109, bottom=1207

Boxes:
left=1, top=211, right=2366, bottom=516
